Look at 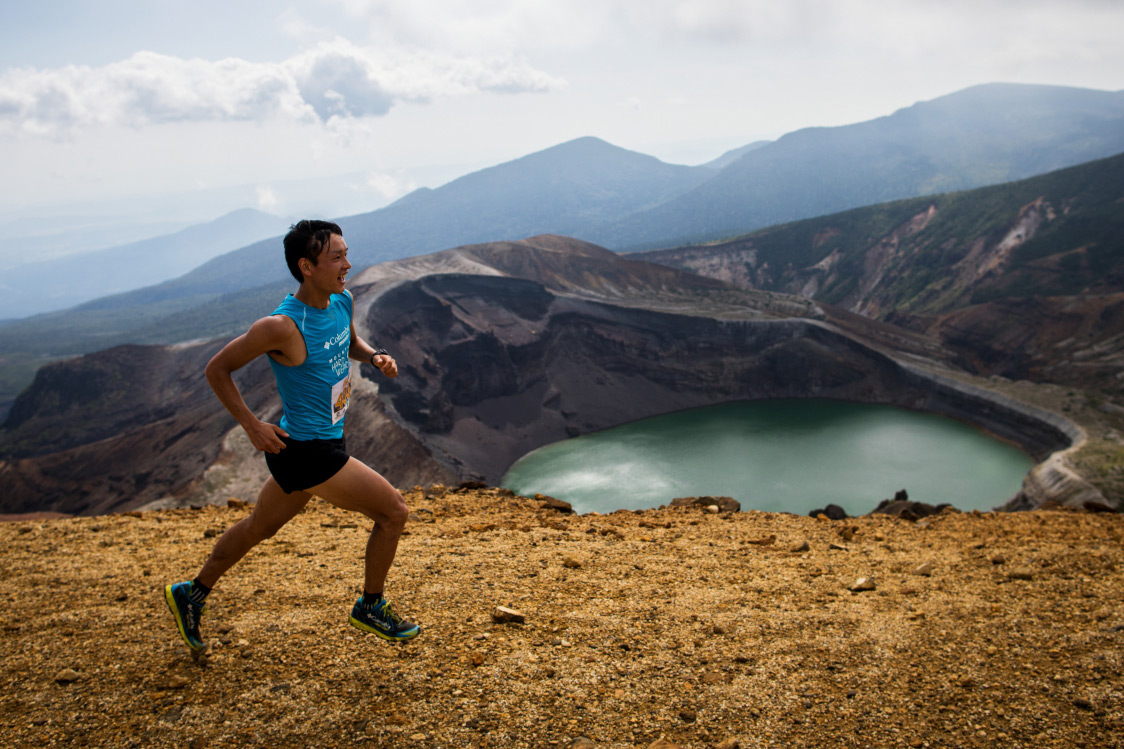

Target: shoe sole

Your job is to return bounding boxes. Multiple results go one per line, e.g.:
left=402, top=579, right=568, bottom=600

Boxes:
left=164, top=585, right=206, bottom=652
left=348, top=615, right=420, bottom=642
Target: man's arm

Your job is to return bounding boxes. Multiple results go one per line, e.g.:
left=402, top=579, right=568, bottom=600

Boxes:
left=205, top=316, right=296, bottom=453
left=348, top=320, right=398, bottom=378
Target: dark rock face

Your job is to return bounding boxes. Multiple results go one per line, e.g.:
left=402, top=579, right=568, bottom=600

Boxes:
left=0, top=342, right=275, bottom=515
left=363, top=271, right=1075, bottom=487
left=3, top=343, right=224, bottom=458
left=368, top=277, right=898, bottom=483
left=931, top=294, right=1124, bottom=390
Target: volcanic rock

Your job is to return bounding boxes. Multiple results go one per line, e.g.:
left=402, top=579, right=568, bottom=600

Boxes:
left=53, top=668, right=80, bottom=684
left=492, top=606, right=525, bottom=624
left=873, top=499, right=947, bottom=521
left=670, top=496, right=741, bottom=513
left=914, top=562, right=935, bottom=577
left=849, top=577, right=877, bottom=592
left=537, top=495, right=574, bottom=514
left=807, top=504, right=849, bottom=520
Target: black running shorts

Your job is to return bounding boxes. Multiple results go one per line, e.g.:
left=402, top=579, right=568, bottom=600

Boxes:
left=264, top=436, right=350, bottom=494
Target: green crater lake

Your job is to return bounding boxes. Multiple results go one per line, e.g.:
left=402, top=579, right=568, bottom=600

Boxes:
left=500, top=399, right=1035, bottom=516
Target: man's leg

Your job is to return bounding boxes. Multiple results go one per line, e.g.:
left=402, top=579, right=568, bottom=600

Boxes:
left=197, top=478, right=313, bottom=586
left=308, top=458, right=419, bottom=640
left=165, top=478, right=311, bottom=650
left=308, top=458, right=408, bottom=595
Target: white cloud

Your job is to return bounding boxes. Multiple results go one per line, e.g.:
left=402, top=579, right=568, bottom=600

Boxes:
left=0, top=38, right=566, bottom=137
left=326, top=0, right=607, bottom=53
left=323, top=0, right=839, bottom=51
left=364, top=171, right=416, bottom=201
left=325, top=0, right=1124, bottom=64
left=256, top=186, right=279, bottom=213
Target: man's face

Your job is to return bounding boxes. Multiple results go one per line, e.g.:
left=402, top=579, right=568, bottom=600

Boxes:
left=304, top=233, right=351, bottom=294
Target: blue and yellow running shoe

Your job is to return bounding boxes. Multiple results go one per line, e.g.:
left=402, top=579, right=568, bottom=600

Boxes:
left=164, top=582, right=206, bottom=651
left=348, top=596, right=420, bottom=642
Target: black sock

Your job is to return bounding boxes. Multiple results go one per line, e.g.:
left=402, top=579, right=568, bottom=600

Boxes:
left=362, top=591, right=384, bottom=606
left=189, top=578, right=211, bottom=605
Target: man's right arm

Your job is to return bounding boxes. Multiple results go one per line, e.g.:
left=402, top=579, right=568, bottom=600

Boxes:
left=204, top=316, right=293, bottom=454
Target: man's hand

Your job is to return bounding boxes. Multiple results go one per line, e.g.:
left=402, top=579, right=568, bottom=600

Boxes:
left=245, top=420, right=289, bottom=454
left=372, top=354, right=398, bottom=378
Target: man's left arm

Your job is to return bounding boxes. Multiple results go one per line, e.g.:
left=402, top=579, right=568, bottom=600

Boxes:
left=348, top=320, right=397, bottom=378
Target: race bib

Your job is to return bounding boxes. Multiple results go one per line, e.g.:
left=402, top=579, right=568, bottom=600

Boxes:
left=330, top=372, right=351, bottom=424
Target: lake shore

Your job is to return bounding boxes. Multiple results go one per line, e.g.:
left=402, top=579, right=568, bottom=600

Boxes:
left=1, top=486, right=1121, bottom=748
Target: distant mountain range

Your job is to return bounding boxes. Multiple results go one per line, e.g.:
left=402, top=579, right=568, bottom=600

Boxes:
left=0, top=209, right=287, bottom=320
left=599, top=83, right=1124, bottom=250
left=1, top=81, right=1122, bottom=414
left=63, top=82, right=1124, bottom=312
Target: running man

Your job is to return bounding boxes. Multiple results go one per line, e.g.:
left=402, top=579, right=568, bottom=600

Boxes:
left=165, top=220, right=419, bottom=651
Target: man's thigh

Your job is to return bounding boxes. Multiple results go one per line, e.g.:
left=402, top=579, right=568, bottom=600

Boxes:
left=308, top=458, right=405, bottom=521
left=250, top=477, right=313, bottom=534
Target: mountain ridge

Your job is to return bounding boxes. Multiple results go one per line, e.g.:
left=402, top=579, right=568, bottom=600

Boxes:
left=633, top=150, right=1124, bottom=393
left=0, top=209, right=288, bottom=321
left=599, top=83, right=1124, bottom=249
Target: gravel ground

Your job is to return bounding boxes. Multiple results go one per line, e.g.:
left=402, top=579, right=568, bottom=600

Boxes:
left=1, top=486, right=1122, bottom=748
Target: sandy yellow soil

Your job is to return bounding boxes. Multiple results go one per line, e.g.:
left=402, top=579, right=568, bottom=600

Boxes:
left=1, top=486, right=1122, bottom=748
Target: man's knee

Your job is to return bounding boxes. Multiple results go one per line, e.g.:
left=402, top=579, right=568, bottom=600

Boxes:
left=380, top=491, right=410, bottom=529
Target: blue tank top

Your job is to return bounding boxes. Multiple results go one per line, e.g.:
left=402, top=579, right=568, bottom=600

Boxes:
left=268, top=291, right=353, bottom=440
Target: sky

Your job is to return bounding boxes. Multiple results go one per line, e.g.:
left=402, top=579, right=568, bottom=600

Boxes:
left=2, top=0, right=1123, bottom=234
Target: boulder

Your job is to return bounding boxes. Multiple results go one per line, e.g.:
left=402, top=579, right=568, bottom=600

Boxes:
left=872, top=499, right=949, bottom=521
left=535, top=494, right=574, bottom=513
left=54, top=668, right=81, bottom=684
left=807, top=504, right=848, bottom=520
left=670, top=496, right=740, bottom=513
left=849, top=577, right=876, bottom=592
left=492, top=606, right=525, bottom=624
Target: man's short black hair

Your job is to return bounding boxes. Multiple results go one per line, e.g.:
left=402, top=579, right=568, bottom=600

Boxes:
left=283, top=220, right=343, bottom=282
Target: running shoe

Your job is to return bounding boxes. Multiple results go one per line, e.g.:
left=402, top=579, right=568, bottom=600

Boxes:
left=348, top=596, right=420, bottom=641
left=164, top=582, right=206, bottom=651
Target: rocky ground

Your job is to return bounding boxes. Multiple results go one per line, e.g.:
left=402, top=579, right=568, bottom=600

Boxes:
left=1, top=486, right=1122, bottom=748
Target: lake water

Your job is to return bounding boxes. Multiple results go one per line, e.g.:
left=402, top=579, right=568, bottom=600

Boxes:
left=500, top=399, right=1035, bottom=516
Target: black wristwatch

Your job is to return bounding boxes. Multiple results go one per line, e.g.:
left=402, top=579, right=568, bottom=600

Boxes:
left=370, top=349, right=389, bottom=365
